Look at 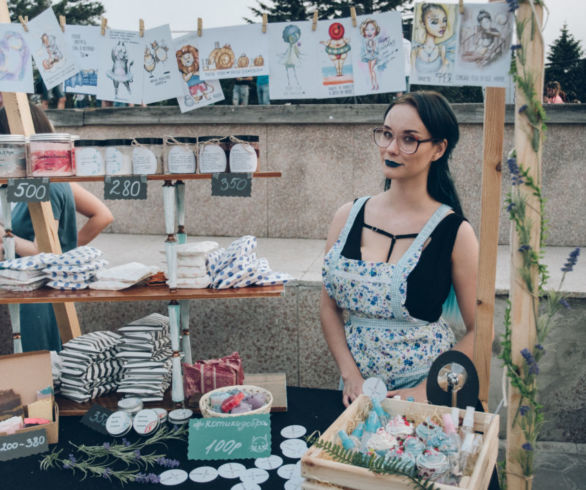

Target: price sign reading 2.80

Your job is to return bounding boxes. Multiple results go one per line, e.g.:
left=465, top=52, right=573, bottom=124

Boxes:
left=104, top=176, right=147, bottom=200
left=211, top=173, right=252, bottom=197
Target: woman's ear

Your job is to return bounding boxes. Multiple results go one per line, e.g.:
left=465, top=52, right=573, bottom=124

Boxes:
left=432, top=139, right=448, bottom=162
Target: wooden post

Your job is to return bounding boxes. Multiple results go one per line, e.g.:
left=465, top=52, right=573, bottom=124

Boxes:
left=506, top=3, right=544, bottom=490
left=0, top=0, right=81, bottom=343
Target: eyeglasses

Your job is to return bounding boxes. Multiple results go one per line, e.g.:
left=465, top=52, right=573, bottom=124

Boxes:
left=372, top=127, right=438, bottom=154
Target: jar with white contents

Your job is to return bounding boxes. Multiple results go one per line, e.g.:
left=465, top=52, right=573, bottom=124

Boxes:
left=0, top=135, right=26, bottom=177
left=198, top=136, right=229, bottom=173
left=74, top=140, right=105, bottom=176
left=132, top=137, right=163, bottom=175
left=105, top=139, right=133, bottom=175
left=164, top=136, right=197, bottom=174
left=228, top=135, right=259, bottom=173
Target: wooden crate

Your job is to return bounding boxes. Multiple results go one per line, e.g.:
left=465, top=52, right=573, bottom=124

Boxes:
left=301, top=395, right=499, bottom=490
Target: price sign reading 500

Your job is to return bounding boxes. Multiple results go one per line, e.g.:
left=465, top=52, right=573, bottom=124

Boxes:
left=7, top=178, right=50, bottom=202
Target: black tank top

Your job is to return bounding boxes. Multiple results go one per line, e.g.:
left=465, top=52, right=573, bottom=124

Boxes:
left=340, top=199, right=465, bottom=322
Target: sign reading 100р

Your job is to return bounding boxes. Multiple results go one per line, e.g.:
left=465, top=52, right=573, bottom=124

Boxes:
left=104, top=176, right=147, bottom=200
left=7, top=178, right=50, bottom=202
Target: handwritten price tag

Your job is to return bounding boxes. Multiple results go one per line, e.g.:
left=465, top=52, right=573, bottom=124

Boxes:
left=211, top=173, right=252, bottom=197
left=81, top=404, right=113, bottom=435
left=0, top=428, right=48, bottom=461
left=188, top=414, right=271, bottom=461
left=7, top=178, right=50, bottom=202
left=104, top=176, right=147, bottom=200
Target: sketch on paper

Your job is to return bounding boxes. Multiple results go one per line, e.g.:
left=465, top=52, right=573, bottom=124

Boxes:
left=454, top=3, right=513, bottom=87
left=351, top=12, right=405, bottom=96
left=108, top=41, right=134, bottom=97
left=282, top=24, right=302, bottom=88
left=410, top=2, right=458, bottom=86
left=315, top=19, right=354, bottom=98
left=173, top=33, right=224, bottom=113
left=0, top=26, right=33, bottom=93
left=64, top=25, right=100, bottom=95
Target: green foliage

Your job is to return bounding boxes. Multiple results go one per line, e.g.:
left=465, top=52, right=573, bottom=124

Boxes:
left=8, top=0, right=104, bottom=25
left=545, top=24, right=584, bottom=102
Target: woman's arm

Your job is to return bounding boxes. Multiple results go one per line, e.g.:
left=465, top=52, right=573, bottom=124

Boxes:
left=0, top=221, right=58, bottom=257
left=320, top=202, right=364, bottom=407
left=70, top=183, right=114, bottom=246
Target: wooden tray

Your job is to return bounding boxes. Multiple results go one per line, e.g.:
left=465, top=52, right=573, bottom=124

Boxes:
left=57, top=372, right=287, bottom=416
left=301, top=395, right=499, bottom=490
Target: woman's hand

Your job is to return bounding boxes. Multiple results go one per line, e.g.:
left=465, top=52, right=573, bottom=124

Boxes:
left=342, top=372, right=365, bottom=407
left=387, top=380, right=427, bottom=403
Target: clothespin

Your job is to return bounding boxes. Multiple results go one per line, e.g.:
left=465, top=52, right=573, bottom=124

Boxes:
left=100, top=16, right=108, bottom=36
left=197, top=17, right=202, bottom=37
left=262, top=13, right=267, bottom=33
left=18, top=15, right=28, bottom=32
left=459, top=0, right=464, bottom=15
left=312, top=11, right=318, bottom=32
left=139, top=18, right=144, bottom=38
left=350, top=6, right=357, bottom=27
left=59, top=15, right=66, bottom=32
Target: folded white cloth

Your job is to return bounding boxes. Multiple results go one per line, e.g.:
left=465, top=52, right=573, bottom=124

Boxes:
left=177, top=264, right=207, bottom=278
left=96, top=262, right=159, bottom=283
left=0, top=269, right=44, bottom=281
left=176, top=241, right=219, bottom=256
left=177, top=255, right=206, bottom=268
left=171, top=275, right=211, bottom=289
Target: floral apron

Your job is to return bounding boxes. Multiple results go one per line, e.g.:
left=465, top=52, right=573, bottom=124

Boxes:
left=322, top=196, right=456, bottom=390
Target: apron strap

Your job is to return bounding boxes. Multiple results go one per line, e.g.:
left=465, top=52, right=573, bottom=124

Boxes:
left=335, top=196, right=370, bottom=254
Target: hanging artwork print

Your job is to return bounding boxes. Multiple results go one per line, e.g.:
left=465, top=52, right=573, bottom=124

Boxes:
left=24, top=8, right=79, bottom=90
left=96, top=29, right=143, bottom=104
left=173, top=33, right=224, bottom=113
left=351, top=12, right=405, bottom=96
left=198, top=24, right=269, bottom=80
left=267, top=21, right=320, bottom=100
left=454, top=3, right=513, bottom=87
left=316, top=18, right=354, bottom=98
left=64, top=25, right=100, bottom=95
left=410, top=2, right=458, bottom=86
left=141, top=25, right=184, bottom=104
left=0, top=24, right=34, bottom=93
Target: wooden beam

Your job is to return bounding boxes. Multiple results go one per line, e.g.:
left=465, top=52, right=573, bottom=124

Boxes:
left=506, top=3, right=544, bottom=490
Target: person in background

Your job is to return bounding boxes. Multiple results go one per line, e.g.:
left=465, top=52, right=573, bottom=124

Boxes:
left=396, top=36, right=412, bottom=97
left=0, top=104, right=114, bottom=351
left=40, top=81, right=66, bottom=110
left=256, top=75, right=270, bottom=105
left=233, top=76, right=253, bottom=106
left=544, top=80, right=564, bottom=104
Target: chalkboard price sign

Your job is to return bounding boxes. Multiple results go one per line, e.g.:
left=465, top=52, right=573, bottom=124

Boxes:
left=104, top=176, right=147, bottom=200
left=81, top=404, right=113, bottom=435
left=0, top=428, right=48, bottom=461
left=7, top=178, right=50, bottom=202
left=211, top=173, right=252, bottom=197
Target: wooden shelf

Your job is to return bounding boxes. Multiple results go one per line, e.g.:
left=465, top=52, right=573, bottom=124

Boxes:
left=0, top=171, right=282, bottom=184
left=0, top=284, right=284, bottom=305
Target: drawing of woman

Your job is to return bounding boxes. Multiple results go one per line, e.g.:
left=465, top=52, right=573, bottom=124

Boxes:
left=359, top=19, right=382, bottom=90
left=411, top=3, right=454, bottom=75
left=281, top=24, right=302, bottom=87
left=460, top=9, right=507, bottom=67
left=321, top=23, right=351, bottom=77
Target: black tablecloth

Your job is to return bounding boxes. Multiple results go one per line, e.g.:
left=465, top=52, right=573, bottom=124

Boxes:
left=1, top=386, right=346, bottom=490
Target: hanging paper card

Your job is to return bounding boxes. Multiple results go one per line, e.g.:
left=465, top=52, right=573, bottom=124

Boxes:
left=24, top=8, right=79, bottom=90
left=267, top=21, right=321, bottom=100
left=315, top=18, right=354, bottom=99
left=141, top=24, right=184, bottom=104
left=351, top=12, right=406, bottom=96
left=96, top=29, right=144, bottom=104
left=0, top=24, right=34, bottom=94
left=454, top=3, right=513, bottom=88
left=410, top=2, right=458, bottom=86
left=199, top=24, right=269, bottom=80
left=64, top=25, right=100, bottom=95
left=188, top=414, right=271, bottom=460
left=173, top=33, right=224, bottom=113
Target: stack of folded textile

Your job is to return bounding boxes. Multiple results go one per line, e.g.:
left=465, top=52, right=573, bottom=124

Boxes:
left=165, top=241, right=218, bottom=289
left=43, top=246, right=108, bottom=290
left=59, top=331, right=123, bottom=403
left=89, top=262, right=160, bottom=290
left=116, top=313, right=172, bottom=402
left=0, top=253, right=55, bottom=291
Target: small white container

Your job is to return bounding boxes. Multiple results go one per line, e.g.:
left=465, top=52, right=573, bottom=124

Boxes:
left=165, top=137, right=197, bottom=174
left=132, top=137, right=163, bottom=175
left=117, top=397, right=143, bottom=416
left=0, top=134, right=26, bottom=177
left=133, top=408, right=160, bottom=436
left=228, top=135, right=259, bottom=173
left=105, top=139, right=133, bottom=175
left=168, top=408, right=193, bottom=425
left=198, top=136, right=228, bottom=173
left=74, top=139, right=105, bottom=176
left=105, top=410, right=133, bottom=437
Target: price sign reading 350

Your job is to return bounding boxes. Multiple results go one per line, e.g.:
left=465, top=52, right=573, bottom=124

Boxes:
left=104, top=176, right=147, bottom=200
left=211, top=173, right=252, bottom=197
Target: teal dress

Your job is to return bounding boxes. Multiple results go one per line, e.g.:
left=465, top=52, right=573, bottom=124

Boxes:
left=11, top=183, right=77, bottom=352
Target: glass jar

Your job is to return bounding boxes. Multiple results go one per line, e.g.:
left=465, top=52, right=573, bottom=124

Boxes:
left=28, top=133, right=74, bottom=176
left=198, top=136, right=229, bottom=173
left=104, top=139, right=133, bottom=175
left=74, top=139, right=105, bottom=176
left=164, top=137, right=197, bottom=174
left=132, top=137, right=163, bottom=175
left=228, top=135, right=259, bottom=173
left=0, top=135, right=26, bottom=178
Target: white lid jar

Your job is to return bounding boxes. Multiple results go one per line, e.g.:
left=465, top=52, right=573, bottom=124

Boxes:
left=74, top=139, right=105, bottom=176
left=0, top=134, right=26, bottom=178
left=132, top=137, right=163, bottom=175
left=198, top=136, right=228, bottom=173
left=28, top=133, right=74, bottom=176
left=104, top=139, right=133, bottom=175
left=228, top=135, right=259, bottom=173
left=164, top=136, right=197, bottom=174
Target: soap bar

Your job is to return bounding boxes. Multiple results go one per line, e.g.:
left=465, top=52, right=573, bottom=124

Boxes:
left=221, top=392, right=245, bottom=413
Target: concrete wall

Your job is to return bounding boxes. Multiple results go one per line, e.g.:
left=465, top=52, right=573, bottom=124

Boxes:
left=49, top=104, right=586, bottom=247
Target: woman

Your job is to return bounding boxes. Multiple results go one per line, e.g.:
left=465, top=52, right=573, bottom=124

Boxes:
left=321, top=91, right=480, bottom=407
left=0, top=104, right=114, bottom=351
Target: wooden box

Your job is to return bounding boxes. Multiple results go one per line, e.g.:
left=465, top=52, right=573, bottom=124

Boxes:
left=301, top=395, right=499, bottom=490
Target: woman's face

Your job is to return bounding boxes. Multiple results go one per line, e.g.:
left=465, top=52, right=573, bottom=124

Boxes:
left=364, top=22, right=376, bottom=38
left=424, top=7, right=448, bottom=39
left=480, top=17, right=491, bottom=30
left=379, top=104, right=446, bottom=182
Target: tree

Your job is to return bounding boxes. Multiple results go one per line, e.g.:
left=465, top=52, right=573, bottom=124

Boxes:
left=8, top=0, right=104, bottom=26
left=545, top=24, right=584, bottom=102
left=245, top=0, right=308, bottom=23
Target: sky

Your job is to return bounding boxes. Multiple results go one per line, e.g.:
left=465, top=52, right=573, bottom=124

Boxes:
left=97, top=0, right=586, bottom=54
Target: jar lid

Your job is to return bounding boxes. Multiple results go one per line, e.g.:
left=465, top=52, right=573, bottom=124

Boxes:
left=198, top=136, right=228, bottom=143
left=0, top=135, right=26, bottom=143
left=232, top=135, right=259, bottom=142
left=168, top=408, right=193, bottom=424
left=29, top=133, right=71, bottom=142
left=135, top=137, right=163, bottom=145
left=104, top=139, right=133, bottom=146
left=105, top=410, right=133, bottom=437
left=168, top=137, right=197, bottom=144
left=153, top=408, right=168, bottom=423
left=118, top=397, right=143, bottom=413
left=75, top=139, right=105, bottom=147
left=133, top=409, right=160, bottom=435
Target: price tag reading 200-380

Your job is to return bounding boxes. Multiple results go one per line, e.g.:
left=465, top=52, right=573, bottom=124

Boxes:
left=211, top=173, right=252, bottom=197
left=7, top=178, right=50, bottom=202
left=0, top=428, right=48, bottom=461
left=104, top=176, right=147, bottom=200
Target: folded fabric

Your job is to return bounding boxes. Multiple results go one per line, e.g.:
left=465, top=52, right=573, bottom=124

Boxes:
left=96, top=262, right=159, bottom=283
left=44, top=259, right=108, bottom=274
left=177, top=264, right=207, bottom=278
left=212, top=253, right=256, bottom=289
left=254, top=271, right=293, bottom=286
left=51, top=246, right=103, bottom=266
left=215, top=236, right=256, bottom=272
left=44, top=270, right=97, bottom=282
left=0, top=279, right=47, bottom=291
left=206, top=248, right=225, bottom=276
left=46, top=280, right=90, bottom=290
left=172, top=275, right=211, bottom=289
left=0, top=274, right=48, bottom=286
left=89, top=280, right=138, bottom=290
left=177, top=255, right=206, bottom=268
left=176, top=241, right=219, bottom=257
left=0, top=269, right=45, bottom=281
left=0, top=253, right=57, bottom=271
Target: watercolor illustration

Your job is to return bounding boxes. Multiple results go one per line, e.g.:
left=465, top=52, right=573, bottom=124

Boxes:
left=0, top=30, right=30, bottom=81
